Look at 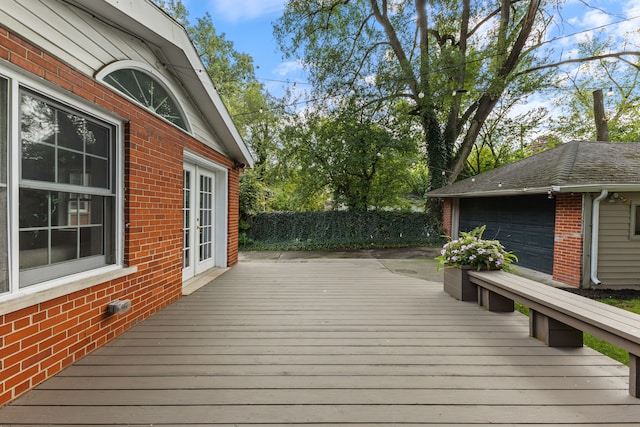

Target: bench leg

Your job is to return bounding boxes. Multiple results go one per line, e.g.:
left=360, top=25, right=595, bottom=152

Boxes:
left=630, top=353, right=640, bottom=398
left=478, top=288, right=514, bottom=312
left=530, top=310, right=583, bottom=347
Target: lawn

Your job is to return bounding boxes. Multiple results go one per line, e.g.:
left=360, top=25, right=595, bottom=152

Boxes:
left=584, top=298, right=640, bottom=365
left=516, top=297, right=640, bottom=366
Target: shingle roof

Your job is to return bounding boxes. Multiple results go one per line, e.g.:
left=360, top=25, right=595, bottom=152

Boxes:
left=427, top=141, right=640, bottom=197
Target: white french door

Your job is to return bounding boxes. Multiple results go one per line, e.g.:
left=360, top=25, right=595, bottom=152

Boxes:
left=182, top=163, right=216, bottom=281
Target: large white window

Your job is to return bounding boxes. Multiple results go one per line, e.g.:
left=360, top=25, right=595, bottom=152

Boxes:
left=0, top=71, right=123, bottom=297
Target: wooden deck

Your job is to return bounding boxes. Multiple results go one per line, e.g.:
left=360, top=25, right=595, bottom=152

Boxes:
left=2, top=257, right=640, bottom=425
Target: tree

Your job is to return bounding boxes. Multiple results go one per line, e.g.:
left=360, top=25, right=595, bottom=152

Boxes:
left=467, top=100, right=548, bottom=176
left=551, top=35, right=640, bottom=142
left=280, top=101, right=418, bottom=211
left=274, top=0, right=640, bottom=219
left=154, top=0, right=286, bottom=220
left=154, top=0, right=282, bottom=175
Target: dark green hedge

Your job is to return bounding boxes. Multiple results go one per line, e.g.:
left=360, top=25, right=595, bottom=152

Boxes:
left=241, top=211, right=443, bottom=250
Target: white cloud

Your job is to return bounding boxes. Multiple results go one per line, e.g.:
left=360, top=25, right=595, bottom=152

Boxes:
left=274, top=60, right=304, bottom=77
left=208, top=0, right=285, bottom=22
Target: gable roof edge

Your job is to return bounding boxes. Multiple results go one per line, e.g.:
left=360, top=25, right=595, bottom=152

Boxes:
left=63, top=0, right=254, bottom=167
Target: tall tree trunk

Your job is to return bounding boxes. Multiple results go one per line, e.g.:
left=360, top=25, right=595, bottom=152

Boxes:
left=593, top=89, right=609, bottom=141
left=423, top=108, right=446, bottom=223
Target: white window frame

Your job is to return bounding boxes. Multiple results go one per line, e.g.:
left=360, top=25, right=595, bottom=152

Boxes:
left=632, top=202, right=640, bottom=240
left=96, top=60, right=191, bottom=133
left=0, top=66, right=131, bottom=313
left=183, top=150, right=228, bottom=270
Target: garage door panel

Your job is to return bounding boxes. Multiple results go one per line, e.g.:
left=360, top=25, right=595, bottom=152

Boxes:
left=459, top=195, right=555, bottom=274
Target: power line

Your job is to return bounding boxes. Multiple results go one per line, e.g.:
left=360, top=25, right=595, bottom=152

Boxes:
left=162, top=11, right=640, bottom=118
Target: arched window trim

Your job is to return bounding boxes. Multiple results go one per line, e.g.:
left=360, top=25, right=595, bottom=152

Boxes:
left=96, top=60, right=191, bottom=133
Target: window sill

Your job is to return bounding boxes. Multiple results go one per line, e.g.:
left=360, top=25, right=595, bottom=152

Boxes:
left=0, top=265, right=138, bottom=316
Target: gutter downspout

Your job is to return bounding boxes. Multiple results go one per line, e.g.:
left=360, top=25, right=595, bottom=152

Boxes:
left=590, top=189, right=608, bottom=286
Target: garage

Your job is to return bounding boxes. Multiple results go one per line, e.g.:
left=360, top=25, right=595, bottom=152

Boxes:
left=458, top=195, right=556, bottom=274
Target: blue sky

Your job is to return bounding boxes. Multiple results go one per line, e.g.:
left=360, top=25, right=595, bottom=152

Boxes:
left=180, top=0, right=640, bottom=106
left=182, top=0, right=301, bottom=97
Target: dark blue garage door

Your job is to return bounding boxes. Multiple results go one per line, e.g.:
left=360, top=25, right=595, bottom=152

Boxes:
left=459, top=195, right=556, bottom=274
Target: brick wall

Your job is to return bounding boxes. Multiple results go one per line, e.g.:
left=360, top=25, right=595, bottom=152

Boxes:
left=0, top=28, right=238, bottom=405
left=552, top=193, right=584, bottom=287
left=442, top=198, right=453, bottom=238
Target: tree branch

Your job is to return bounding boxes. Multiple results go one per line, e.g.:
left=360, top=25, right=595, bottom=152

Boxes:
left=518, top=52, right=640, bottom=76
left=370, top=0, right=419, bottom=96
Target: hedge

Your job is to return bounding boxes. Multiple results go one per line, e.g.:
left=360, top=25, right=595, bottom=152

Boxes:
left=241, top=211, right=443, bottom=250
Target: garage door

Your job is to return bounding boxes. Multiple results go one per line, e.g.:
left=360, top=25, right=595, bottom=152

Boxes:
left=459, top=195, right=555, bottom=274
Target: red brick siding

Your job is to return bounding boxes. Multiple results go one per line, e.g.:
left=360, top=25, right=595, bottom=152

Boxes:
left=442, top=198, right=453, bottom=238
left=0, top=29, right=238, bottom=405
left=552, top=194, right=583, bottom=287
left=227, top=168, right=241, bottom=266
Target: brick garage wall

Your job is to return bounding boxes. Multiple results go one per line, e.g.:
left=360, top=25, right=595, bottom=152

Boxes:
left=442, top=198, right=453, bottom=238
left=0, top=28, right=237, bottom=405
left=552, top=193, right=584, bottom=287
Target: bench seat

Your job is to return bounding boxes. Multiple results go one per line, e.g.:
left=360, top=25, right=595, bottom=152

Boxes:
left=468, top=270, right=640, bottom=397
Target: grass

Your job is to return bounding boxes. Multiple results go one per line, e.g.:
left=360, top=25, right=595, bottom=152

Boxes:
left=515, top=298, right=640, bottom=366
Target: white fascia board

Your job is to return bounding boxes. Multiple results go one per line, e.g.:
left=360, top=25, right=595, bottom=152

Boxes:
left=427, top=187, right=552, bottom=198
left=66, top=0, right=254, bottom=167
left=552, top=184, right=640, bottom=193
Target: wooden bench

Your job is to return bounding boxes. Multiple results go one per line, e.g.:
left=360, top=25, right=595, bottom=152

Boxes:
left=467, top=270, right=640, bottom=398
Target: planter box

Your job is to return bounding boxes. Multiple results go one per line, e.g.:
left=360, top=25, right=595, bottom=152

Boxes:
left=443, top=266, right=478, bottom=302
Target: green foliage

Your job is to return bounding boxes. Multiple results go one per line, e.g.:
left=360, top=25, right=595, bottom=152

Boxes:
left=516, top=297, right=640, bottom=366
left=274, top=0, right=558, bottom=189
left=584, top=334, right=629, bottom=366
left=280, top=102, right=419, bottom=212
left=584, top=297, right=640, bottom=366
left=551, top=35, right=640, bottom=142
left=242, top=211, right=442, bottom=250
left=239, top=171, right=269, bottom=230
left=435, top=225, right=518, bottom=272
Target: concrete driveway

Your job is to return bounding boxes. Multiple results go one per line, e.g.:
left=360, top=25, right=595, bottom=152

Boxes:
left=239, top=247, right=444, bottom=282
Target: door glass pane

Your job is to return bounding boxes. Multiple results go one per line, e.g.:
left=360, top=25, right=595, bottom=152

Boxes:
left=199, top=175, right=213, bottom=262
left=183, top=169, right=191, bottom=269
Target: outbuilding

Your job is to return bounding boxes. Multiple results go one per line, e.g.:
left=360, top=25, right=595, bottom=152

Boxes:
left=0, top=0, right=252, bottom=405
left=427, top=141, right=640, bottom=289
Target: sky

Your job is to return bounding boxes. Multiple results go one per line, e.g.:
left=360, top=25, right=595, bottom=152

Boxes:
left=182, top=0, right=301, bottom=97
left=180, top=0, right=640, bottom=108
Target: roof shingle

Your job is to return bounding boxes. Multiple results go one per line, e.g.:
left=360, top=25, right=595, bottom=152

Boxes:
left=427, top=141, right=640, bottom=197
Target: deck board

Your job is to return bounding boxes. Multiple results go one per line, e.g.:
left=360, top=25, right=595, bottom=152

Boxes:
left=2, top=258, right=640, bottom=425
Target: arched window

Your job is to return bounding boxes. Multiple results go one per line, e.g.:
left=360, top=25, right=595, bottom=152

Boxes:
left=97, top=61, right=189, bottom=131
